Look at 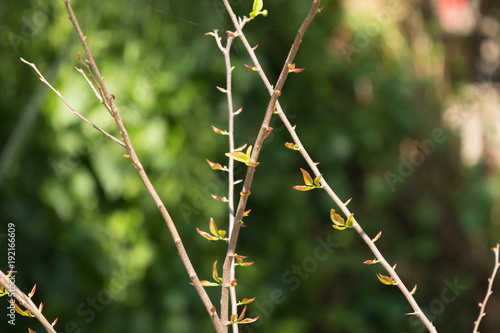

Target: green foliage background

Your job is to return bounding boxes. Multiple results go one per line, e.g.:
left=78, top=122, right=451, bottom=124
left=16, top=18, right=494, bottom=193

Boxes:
left=1, top=0, right=500, bottom=332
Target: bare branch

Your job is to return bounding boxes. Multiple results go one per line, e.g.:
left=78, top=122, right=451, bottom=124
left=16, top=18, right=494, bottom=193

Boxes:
left=0, top=270, right=57, bottom=333
left=20, top=57, right=126, bottom=148
left=208, top=28, right=240, bottom=332
left=472, top=244, right=500, bottom=333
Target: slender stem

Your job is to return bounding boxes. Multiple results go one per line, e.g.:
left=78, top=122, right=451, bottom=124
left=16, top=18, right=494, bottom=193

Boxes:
left=20, top=58, right=126, bottom=148
left=472, top=244, right=500, bottom=333
left=61, top=1, right=223, bottom=331
left=212, top=30, right=239, bottom=332
left=224, top=42, right=239, bottom=333
left=0, top=270, right=57, bottom=333
left=225, top=1, right=438, bottom=332
left=219, top=1, right=321, bottom=330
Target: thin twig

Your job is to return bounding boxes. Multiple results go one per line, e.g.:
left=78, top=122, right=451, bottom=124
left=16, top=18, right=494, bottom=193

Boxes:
left=223, top=1, right=438, bottom=332
left=20, top=58, right=126, bottom=148
left=472, top=244, right=500, bottom=333
left=75, top=67, right=104, bottom=103
left=58, top=1, right=224, bottom=332
left=0, top=270, right=57, bottom=333
left=210, top=29, right=240, bottom=332
left=219, top=1, right=321, bottom=330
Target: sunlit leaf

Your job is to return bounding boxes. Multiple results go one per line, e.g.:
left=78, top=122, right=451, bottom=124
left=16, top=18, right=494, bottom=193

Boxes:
left=212, top=261, right=221, bottom=283
left=376, top=273, right=395, bottom=285
left=209, top=218, right=218, bottom=236
left=332, top=224, right=348, bottom=231
left=237, top=305, right=247, bottom=321
left=226, top=151, right=249, bottom=164
left=211, top=194, right=228, bottom=202
left=238, top=297, right=256, bottom=306
left=346, top=213, right=354, bottom=227
left=330, top=209, right=345, bottom=226
left=245, top=145, right=253, bottom=158
left=14, top=303, right=34, bottom=317
left=313, top=174, right=322, bottom=187
left=238, top=316, right=260, bottom=324
left=211, top=125, right=228, bottom=135
left=238, top=261, right=254, bottom=267
left=252, top=0, right=263, bottom=13
left=197, top=280, right=221, bottom=287
left=206, top=159, right=228, bottom=172
left=293, top=185, right=313, bottom=191
left=300, top=168, right=313, bottom=186
left=196, top=228, right=219, bottom=241
left=363, top=259, right=378, bottom=265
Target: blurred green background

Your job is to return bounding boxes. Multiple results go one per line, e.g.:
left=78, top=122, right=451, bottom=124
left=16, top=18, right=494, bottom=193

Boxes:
left=1, top=0, right=500, bottom=332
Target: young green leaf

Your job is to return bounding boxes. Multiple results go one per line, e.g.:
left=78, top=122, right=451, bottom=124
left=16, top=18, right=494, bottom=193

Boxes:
left=218, top=230, right=226, bottom=239
left=332, top=224, right=348, bottom=231
left=196, top=228, right=219, bottom=241
left=330, top=209, right=345, bottom=226
left=363, top=259, right=378, bottom=265
left=252, top=0, right=263, bottom=13
left=300, top=168, right=314, bottom=186
left=376, top=273, right=396, bottom=285
left=206, top=159, right=228, bottom=172
left=198, top=280, right=221, bottom=287
left=212, top=261, right=221, bottom=283
left=346, top=213, right=354, bottom=227
left=245, top=145, right=253, bottom=158
left=313, top=174, right=322, bottom=187
left=238, top=297, right=256, bottom=306
left=293, top=185, right=313, bottom=191
left=14, top=303, right=34, bottom=317
left=209, top=218, right=218, bottom=237
left=238, top=317, right=260, bottom=324
left=211, top=194, right=229, bottom=202
left=226, top=151, right=249, bottom=164
left=211, top=125, right=228, bottom=135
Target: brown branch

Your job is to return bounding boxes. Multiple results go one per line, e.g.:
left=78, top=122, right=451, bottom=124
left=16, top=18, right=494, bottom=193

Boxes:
left=219, top=1, right=321, bottom=329
left=472, top=244, right=500, bottom=333
left=223, top=1, right=438, bottom=332
left=20, top=58, right=126, bottom=149
left=0, top=270, right=57, bottom=333
left=59, top=1, right=224, bottom=332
